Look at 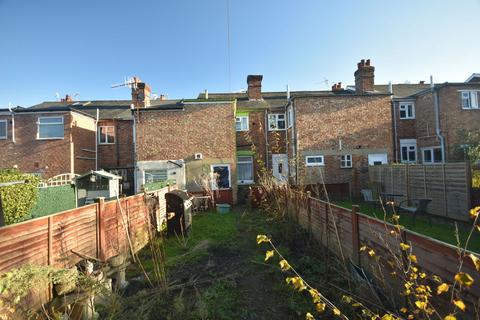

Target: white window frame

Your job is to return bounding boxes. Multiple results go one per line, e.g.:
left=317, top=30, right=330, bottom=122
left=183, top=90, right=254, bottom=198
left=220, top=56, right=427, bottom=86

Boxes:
left=98, top=125, right=115, bottom=144
left=400, top=139, right=417, bottom=163
left=235, top=115, right=249, bottom=131
left=237, top=156, right=254, bottom=185
left=459, top=90, right=479, bottom=109
left=211, top=164, right=231, bottom=190
left=287, top=106, right=293, bottom=128
left=268, top=113, right=286, bottom=131
left=340, top=154, right=352, bottom=168
left=305, top=155, right=324, bottom=167
left=422, top=147, right=443, bottom=164
left=0, top=120, right=7, bottom=139
left=399, top=102, right=415, bottom=119
left=37, top=116, right=64, bottom=140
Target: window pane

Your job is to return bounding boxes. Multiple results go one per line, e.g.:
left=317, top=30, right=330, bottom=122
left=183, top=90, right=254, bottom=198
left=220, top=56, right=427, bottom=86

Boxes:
left=400, top=110, right=406, bottom=118
left=401, top=146, right=408, bottom=161
left=107, top=128, right=115, bottom=143
left=40, top=117, right=63, bottom=124
left=213, top=166, right=230, bottom=188
left=433, top=148, right=443, bottom=163
left=39, top=124, right=63, bottom=138
left=238, top=162, right=253, bottom=181
left=0, top=121, right=6, bottom=138
left=424, top=150, right=432, bottom=162
left=277, top=119, right=286, bottom=129
left=235, top=119, right=242, bottom=131
left=145, top=170, right=168, bottom=183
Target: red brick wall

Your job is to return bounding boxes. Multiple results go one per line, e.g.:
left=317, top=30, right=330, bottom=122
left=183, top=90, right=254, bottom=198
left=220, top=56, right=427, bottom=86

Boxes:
left=97, top=119, right=134, bottom=169
left=293, top=95, right=392, bottom=191
left=0, top=112, right=73, bottom=178
left=393, top=100, right=417, bottom=162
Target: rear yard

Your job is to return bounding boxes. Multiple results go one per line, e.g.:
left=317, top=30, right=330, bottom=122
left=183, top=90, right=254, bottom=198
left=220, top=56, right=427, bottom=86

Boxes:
left=103, top=208, right=349, bottom=319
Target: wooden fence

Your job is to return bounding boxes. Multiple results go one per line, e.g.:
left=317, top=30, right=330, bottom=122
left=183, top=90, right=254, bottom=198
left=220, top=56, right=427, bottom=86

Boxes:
left=369, top=163, right=472, bottom=221
left=0, top=186, right=174, bottom=275
left=292, top=194, right=480, bottom=316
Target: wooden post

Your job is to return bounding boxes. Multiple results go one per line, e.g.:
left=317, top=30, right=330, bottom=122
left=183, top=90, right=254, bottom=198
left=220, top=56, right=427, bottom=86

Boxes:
left=465, top=162, right=472, bottom=209
left=423, top=165, right=427, bottom=198
left=306, top=191, right=312, bottom=235
left=95, top=197, right=106, bottom=261
left=0, top=194, right=4, bottom=227
left=351, top=205, right=360, bottom=266
left=405, top=164, right=410, bottom=203
left=48, top=216, right=53, bottom=266
left=442, top=165, right=448, bottom=217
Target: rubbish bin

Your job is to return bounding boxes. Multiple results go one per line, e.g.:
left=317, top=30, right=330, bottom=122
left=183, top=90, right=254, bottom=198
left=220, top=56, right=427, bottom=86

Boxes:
left=165, top=190, right=193, bottom=237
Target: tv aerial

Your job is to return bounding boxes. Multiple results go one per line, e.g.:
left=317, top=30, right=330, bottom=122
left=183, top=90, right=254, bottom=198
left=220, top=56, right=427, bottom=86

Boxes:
left=111, top=76, right=137, bottom=90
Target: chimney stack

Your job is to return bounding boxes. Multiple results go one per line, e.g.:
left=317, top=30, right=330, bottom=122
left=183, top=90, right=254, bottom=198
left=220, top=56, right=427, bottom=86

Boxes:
left=247, top=75, right=263, bottom=100
left=61, top=94, right=73, bottom=103
left=331, top=82, right=343, bottom=92
left=354, top=59, right=375, bottom=94
left=131, top=77, right=151, bottom=108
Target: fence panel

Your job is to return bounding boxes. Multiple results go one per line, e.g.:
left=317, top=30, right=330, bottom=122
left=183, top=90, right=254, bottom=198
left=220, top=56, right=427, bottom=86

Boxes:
left=369, top=163, right=471, bottom=221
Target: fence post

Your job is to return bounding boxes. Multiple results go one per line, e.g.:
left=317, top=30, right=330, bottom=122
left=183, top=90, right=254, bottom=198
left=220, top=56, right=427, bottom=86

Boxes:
left=442, top=165, right=448, bottom=217
left=95, top=197, right=106, bottom=261
left=306, top=191, right=312, bottom=235
left=47, top=215, right=54, bottom=300
left=351, top=205, right=360, bottom=266
left=405, top=164, right=410, bottom=203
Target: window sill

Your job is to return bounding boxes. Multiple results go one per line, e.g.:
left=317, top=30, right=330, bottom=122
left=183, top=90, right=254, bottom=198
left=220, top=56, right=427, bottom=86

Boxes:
left=237, top=180, right=254, bottom=185
left=399, top=117, right=415, bottom=120
left=37, top=137, right=64, bottom=140
left=306, top=164, right=324, bottom=167
left=268, top=129, right=286, bottom=132
left=461, top=107, right=479, bottom=110
left=99, top=142, right=116, bottom=145
left=340, top=166, right=352, bottom=169
left=235, top=129, right=249, bottom=132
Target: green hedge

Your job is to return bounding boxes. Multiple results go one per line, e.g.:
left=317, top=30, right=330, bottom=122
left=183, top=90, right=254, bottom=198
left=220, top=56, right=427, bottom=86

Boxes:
left=143, top=180, right=175, bottom=192
left=28, top=185, right=76, bottom=219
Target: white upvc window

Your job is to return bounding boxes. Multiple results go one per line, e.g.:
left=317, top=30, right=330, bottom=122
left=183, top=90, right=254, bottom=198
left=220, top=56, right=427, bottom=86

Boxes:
left=268, top=113, right=286, bottom=131
left=305, top=155, right=324, bottom=166
left=400, top=139, right=417, bottom=163
left=237, top=156, right=253, bottom=185
left=145, top=170, right=168, bottom=183
left=211, top=164, right=231, bottom=190
left=235, top=116, right=249, bottom=131
left=0, top=120, right=7, bottom=139
left=287, top=106, right=293, bottom=128
left=341, top=154, right=352, bottom=168
left=37, top=116, right=64, bottom=139
left=422, top=147, right=443, bottom=164
left=460, top=91, right=479, bottom=109
left=399, top=102, right=415, bottom=119
left=99, top=126, right=115, bottom=144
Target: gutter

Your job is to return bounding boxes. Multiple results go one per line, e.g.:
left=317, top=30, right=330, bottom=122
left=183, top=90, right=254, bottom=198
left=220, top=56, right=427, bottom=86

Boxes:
left=431, top=76, right=446, bottom=162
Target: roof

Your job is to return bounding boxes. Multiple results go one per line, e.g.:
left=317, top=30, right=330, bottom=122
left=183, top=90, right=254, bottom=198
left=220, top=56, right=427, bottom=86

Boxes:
left=373, top=84, right=431, bottom=99
left=466, top=73, right=480, bottom=83
left=29, top=100, right=133, bottom=119
left=74, top=170, right=122, bottom=181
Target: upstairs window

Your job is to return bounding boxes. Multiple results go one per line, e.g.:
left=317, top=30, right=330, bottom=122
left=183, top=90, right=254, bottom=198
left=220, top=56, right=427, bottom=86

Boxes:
left=145, top=170, right=168, bottom=183
left=341, top=154, right=352, bottom=168
left=38, top=116, right=64, bottom=139
left=400, top=139, right=417, bottom=163
left=399, top=102, right=415, bottom=119
left=235, top=116, right=249, bottom=131
left=305, top=155, right=324, bottom=166
left=211, top=164, right=231, bottom=189
left=460, top=91, right=479, bottom=109
left=99, top=126, right=115, bottom=144
left=0, top=120, right=6, bottom=139
left=268, top=113, right=286, bottom=131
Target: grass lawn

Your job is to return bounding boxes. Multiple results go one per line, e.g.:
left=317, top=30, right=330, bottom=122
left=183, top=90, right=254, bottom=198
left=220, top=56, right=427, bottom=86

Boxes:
left=334, top=200, right=480, bottom=253
left=107, top=207, right=350, bottom=319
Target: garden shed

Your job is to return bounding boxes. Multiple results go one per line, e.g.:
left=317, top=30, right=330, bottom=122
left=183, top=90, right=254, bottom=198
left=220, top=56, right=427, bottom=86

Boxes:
left=73, top=170, right=122, bottom=206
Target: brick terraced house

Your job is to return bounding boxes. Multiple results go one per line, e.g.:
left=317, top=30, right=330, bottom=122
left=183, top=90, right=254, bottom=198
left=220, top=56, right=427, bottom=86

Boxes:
left=0, top=61, right=478, bottom=200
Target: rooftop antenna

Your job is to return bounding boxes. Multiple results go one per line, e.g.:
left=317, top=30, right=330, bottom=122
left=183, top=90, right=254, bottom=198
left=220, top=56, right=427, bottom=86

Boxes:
left=111, top=76, right=137, bottom=89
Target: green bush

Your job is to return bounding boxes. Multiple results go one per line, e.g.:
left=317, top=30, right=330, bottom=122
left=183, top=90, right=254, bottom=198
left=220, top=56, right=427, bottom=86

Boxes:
left=473, top=169, right=480, bottom=188
left=143, top=180, right=175, bottom=192
left=0, top=169, right=40, bottom=225
left=29, top=185, right=76, bottom=219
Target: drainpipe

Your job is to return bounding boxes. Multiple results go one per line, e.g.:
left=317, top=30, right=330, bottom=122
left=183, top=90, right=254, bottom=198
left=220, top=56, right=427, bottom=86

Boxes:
left=95, top=108, right=99, bottom=170
left=389, top=83, right=398, bottom=162
left=132, top=104, right=138, bottom=193
left=431, top=76, right=446, bottom=162
left=264, top=110, right=269, bottom=169
left=8, top=103, right=15, bottom=143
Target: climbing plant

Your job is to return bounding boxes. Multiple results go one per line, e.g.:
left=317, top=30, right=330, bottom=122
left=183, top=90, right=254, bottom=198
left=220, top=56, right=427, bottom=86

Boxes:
left=0, top=169, right=40, bottom=225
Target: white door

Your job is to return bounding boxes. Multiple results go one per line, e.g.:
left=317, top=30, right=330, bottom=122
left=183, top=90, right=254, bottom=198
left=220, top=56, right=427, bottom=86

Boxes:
left=272, top=154, right=288, bottom=181
left=368, top=153, right=388, bottom=166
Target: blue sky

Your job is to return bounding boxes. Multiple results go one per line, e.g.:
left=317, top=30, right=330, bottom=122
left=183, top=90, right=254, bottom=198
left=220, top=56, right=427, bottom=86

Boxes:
left=0, top=0, right=479, bottom=107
